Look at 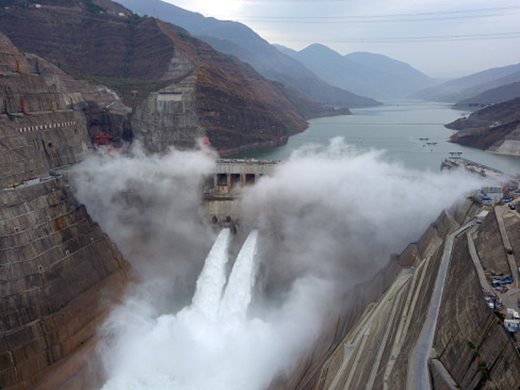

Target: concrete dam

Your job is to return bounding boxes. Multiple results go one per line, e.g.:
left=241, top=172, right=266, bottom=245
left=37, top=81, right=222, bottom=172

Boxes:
left=202, top=159, right=278, bottom=225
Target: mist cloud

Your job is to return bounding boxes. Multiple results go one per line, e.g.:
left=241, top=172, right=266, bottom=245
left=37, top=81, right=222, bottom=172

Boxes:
left=72, top=139, right=484, bottom=389
left=241, top=139, right=484, bottom=295
left=72, top=144, right=217, bottom=309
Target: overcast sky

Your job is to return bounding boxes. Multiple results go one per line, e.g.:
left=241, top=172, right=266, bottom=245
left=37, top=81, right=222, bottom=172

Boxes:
left=164, top=0, right=520, bottom=78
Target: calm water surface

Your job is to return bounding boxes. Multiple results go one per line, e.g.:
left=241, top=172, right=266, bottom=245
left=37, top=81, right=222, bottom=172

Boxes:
left=238, top=102, right=520, bottom=174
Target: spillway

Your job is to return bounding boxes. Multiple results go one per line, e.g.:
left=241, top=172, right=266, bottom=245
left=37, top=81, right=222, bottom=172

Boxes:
left=191, top=228, right=232, bottom=320
left=219, top=230, right=259, bottom=319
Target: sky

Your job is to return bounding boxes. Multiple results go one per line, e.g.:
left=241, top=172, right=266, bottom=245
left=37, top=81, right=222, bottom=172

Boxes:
left=163, top=0, right=520, bottom=78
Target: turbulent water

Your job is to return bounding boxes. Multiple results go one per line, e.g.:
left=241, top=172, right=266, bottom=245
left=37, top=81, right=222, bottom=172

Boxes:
left=191, top=228, right=232, bottom=321
left=219, top=231, right=259, bottom=320
left=102, top=230, right=263, bottom=390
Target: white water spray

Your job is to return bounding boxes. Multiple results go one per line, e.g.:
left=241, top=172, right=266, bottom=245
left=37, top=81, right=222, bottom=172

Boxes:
left=219, top=230, right=259, bottom=319
left=92, top=139, right=483, bottom=390
left=102, top=229, right=268, bottom=390
left=191, top=229, right=231, bottom=320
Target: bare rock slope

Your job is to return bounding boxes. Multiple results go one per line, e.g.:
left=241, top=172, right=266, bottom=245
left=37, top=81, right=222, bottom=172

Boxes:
left=446, top=97, right=520, bottom=157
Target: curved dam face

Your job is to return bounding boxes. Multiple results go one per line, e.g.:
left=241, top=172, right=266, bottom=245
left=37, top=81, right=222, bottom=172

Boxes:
left=200, top=159, right=520, bottom=390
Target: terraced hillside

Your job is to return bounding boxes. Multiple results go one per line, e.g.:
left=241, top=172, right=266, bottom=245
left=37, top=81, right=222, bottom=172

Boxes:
left=286, top=200, right=520, bottom=389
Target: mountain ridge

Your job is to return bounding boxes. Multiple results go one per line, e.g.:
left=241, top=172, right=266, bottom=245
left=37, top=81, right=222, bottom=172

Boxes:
left=414, top=62, right=520, bottom=102
left=0, top=0, right=350, bottom=155
left=279, top=43, right=437, bottom=100
left=453, top=81, right=520, bottom=110
left=115, top=0, right=381, bottom=107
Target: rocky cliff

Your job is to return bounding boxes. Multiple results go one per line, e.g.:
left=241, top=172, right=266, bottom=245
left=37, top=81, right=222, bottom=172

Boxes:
left=0, top=33, right=130, bottom=388
left=446, top=98, right=520, bottom=157
left=0, top=0, right=345, bottom=155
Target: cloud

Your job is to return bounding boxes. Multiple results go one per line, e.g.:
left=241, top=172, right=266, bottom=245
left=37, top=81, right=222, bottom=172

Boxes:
left=72, top=143, right=217, bottom=308
left=239, top=138, right=483, bottom=291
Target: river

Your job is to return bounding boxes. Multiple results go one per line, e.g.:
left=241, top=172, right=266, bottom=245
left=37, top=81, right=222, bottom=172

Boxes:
left=237, top=101, right=520, bottom=174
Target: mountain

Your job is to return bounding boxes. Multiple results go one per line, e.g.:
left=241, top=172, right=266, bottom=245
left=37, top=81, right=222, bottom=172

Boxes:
left=445, top=97, right=520, bottom=156
left=115, top=0, right=380, bottom=107
left=277, top=43, right=437, bottom=100
left=0, top=0, right=351, bottom=155
left=453, top=81, right=520, bottom=110
left=414, top=63, right=520, bottom=102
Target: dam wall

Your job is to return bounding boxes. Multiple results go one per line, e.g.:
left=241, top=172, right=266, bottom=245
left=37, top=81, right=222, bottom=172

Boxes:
left=202, top=159, right=278, bottom=224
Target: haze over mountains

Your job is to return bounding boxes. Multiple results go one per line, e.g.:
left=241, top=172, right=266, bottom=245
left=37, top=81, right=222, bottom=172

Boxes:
left=453, top=82, right=520, bottom=110
left=114, top=0, right=520, bottom=157
left=276, top=43, right=437, bottom=100
left=117, top=0, right=381, bottom=107
left=414, top=62, right=520, bottom=104
left=120, top=0, right=446, bottom=107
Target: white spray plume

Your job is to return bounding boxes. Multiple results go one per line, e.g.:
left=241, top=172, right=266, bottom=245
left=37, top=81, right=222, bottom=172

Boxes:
left=240, top=138, right=485, bottom=288
left=72, top=138, right=484, bottom=390
left=72, top=143, right=217, bottom=309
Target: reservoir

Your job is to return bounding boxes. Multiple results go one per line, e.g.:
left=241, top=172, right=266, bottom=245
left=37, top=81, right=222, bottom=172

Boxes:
left=239, top=102, right=520, bottom=174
